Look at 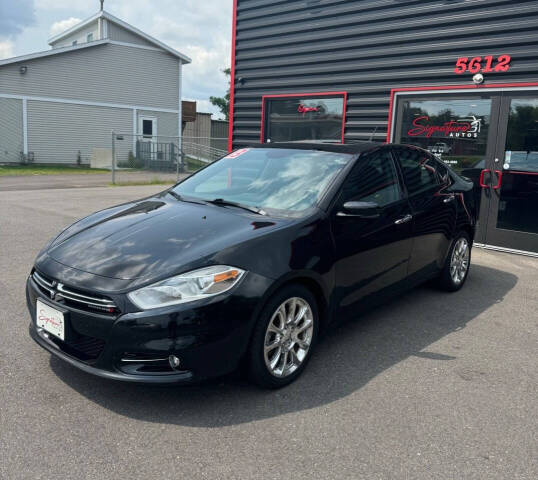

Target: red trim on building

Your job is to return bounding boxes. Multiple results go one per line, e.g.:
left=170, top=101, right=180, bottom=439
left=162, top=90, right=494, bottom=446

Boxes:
left=386, top=82, right=538, bottom=142
left=260, top=91, right=348, bottom=144
left=508, top=171, right=538, bottom=176
left=228, top=0, right=238, bottom=152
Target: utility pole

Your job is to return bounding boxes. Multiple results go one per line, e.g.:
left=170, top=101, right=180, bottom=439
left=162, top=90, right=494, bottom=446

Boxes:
left=100, top=0, right=104, bottom=11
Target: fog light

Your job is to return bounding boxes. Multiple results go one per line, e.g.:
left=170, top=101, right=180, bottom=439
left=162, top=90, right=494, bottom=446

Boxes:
left=169, top=355, right=181, bottom=369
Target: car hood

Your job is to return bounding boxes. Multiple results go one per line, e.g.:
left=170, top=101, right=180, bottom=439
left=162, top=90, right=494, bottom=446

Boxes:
left=43, top=194, right=289, bottom=282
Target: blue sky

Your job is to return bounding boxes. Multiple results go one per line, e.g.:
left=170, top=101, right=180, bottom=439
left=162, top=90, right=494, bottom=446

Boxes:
left=0, top=0, right=233, bottom=117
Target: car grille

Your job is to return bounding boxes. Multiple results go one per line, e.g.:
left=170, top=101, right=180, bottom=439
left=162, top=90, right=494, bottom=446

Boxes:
left=32, top=270, right=119, bottom=315
left=47, top=331, right=106, bottom=363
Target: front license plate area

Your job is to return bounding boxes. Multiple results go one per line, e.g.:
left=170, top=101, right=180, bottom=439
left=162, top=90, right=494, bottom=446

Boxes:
left=36, top=299, right=65, bottom=341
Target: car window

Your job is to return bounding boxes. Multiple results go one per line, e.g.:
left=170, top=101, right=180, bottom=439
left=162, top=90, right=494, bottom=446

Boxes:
left=433, top=157, right=451, bottom=185
left=193, top=154, right=267, bottom=194
left=394, top=147, right=439, bottom=195
left=173, top=148, right=353, bottom=214
left=340, top=149, right=402, bottom=207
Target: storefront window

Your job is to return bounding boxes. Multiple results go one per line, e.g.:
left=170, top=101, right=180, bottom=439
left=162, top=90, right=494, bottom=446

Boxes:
left=503, top=99, right=538, bottom=173
left=496, top=98, right=538, bottom=235
left=263, top=95, right=345, bottom=143
left=397, top=98, right=492, bottom=175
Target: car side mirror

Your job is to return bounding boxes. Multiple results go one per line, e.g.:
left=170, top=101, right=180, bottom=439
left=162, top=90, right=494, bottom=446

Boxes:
left=337, top=201, right=381, bottom=218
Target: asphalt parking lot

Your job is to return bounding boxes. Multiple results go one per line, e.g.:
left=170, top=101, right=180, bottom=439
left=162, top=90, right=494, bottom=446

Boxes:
left=0, top=171, right=186, bottom=191
left=1, top=184, right=537, bottom=480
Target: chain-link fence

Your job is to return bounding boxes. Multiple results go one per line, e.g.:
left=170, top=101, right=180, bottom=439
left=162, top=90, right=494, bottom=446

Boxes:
left=111, top=133, right=228, bottom=185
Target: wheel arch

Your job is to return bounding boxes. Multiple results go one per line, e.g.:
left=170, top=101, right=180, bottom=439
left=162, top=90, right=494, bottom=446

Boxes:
left=247, top=271, right=332, bottom=344
left=459, top=223, right=475, bottom=243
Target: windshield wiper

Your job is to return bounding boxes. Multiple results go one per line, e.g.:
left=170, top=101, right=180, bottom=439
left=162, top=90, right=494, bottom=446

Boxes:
left=167, top=190, right=183, bottom=201
left=207, top=198, right=267, bottom=216
left=167, top=190, right=206, bottom=205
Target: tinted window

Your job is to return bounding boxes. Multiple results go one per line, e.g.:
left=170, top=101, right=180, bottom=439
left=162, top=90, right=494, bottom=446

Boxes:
left=264, top=95, right=345, bottom=143
left=173, top=148, right=353, bottom=214
left=395, top=147, right=439, bottom=195
left=341, top=149, right=401, bottom=207
left=397, top=97, right=492, bottom=175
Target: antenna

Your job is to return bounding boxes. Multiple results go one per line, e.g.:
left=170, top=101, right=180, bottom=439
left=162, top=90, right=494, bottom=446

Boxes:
left=368, top=126, right=378, bottom=141
left=100, top=0, right=104, bottom=11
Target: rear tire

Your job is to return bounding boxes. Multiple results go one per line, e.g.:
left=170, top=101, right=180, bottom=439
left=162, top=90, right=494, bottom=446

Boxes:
left=437, top=231, right=471, bottom=292
left=247, top=284, right=318, bottom=389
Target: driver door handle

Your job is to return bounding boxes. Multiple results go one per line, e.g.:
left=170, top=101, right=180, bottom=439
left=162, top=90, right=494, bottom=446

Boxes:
left=443, top=194, right=456, bottom=203
left=479, top=169, right=491, bottom=188
left=395, top=214, right=413, bottom=225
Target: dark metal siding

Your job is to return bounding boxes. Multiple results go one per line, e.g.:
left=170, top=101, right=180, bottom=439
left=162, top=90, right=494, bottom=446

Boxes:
left=231, top=0, right=538, bottom=148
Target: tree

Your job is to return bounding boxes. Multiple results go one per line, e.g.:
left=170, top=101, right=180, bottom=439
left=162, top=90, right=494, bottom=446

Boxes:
left=210, top=68, right=231, bottom=120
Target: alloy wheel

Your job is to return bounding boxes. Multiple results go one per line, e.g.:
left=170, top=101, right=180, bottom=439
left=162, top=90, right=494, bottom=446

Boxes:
left=263, top=297, right=314, bottom=378
left=450, top=237, right=470, bottom=285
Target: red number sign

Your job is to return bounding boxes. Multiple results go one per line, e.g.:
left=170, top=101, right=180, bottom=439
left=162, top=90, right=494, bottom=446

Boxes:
left=454, top=55, right=511, bottom=74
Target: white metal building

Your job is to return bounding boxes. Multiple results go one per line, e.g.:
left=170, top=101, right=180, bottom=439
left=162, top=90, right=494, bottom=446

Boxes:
left=0, top=9, right=191, bottom=165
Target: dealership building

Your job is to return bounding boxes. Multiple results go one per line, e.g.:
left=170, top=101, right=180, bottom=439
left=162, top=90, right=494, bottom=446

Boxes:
left=228, top=0, right=538, bottom=256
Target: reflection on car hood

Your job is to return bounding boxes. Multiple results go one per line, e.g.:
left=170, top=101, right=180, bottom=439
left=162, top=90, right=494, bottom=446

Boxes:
left=44, top=195, right=287, bottom=281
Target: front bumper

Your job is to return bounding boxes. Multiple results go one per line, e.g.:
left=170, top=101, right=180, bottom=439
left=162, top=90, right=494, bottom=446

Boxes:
left=29, top=324, right=194, bottom=383
left=27, top=272, right=272, bottom=384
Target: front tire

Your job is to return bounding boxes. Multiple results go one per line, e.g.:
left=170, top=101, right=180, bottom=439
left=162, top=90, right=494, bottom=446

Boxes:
left=438, top=231, right=471, bottom=292
left=247, top=284, right=318, bottom=389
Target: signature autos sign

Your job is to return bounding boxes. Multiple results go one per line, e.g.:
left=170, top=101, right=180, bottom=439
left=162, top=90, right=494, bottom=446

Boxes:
left=407, top=115, right=483, bottom=139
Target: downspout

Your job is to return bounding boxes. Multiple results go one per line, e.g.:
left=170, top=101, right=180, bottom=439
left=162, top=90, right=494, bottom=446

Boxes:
left=22, top=98, right=28, bottom=156
left=132, top=108, right=137, bottom=154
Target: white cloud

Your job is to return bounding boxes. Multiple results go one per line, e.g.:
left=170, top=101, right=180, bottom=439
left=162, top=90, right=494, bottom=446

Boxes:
left=188, top=99, right=224, bottom=119
left=0, top=0, right=35, bottom=36
left=0, top=40, right=15, bottom=60
left=36, top=0, right=90, bottom=10
left=105, top=0, right=233, bottom=101
left=49, top=17, right=82, bottom=37
left=181, top=42, right=231, bottom=99
left=7, top=0, right=233, bottom=107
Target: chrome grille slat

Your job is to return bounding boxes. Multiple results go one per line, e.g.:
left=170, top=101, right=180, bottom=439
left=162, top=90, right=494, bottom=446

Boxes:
left=32, top=270, right=118, bottom=312
left=33, top=270, right=53, bottom=288
left=58, top=292, right=116, bottom=308
left=32, top=271, right=54, bottom=295
left=56, top=292, right=116, bottom=308
left=57, top=284, right=115, bottom=305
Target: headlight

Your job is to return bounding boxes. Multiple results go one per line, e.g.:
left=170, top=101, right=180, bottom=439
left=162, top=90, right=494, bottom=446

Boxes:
left=128, top=265, right=245, bottom=310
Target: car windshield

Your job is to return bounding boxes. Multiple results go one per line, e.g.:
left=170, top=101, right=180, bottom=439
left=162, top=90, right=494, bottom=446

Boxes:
left=172, top=148, right=353, bottom=215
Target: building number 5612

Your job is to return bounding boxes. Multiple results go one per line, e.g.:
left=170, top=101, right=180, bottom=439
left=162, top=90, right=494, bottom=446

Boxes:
left=454, top=55, right=511, bottom=74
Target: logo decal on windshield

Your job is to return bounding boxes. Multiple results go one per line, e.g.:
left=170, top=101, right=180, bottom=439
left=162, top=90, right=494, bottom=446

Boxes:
left=226, top=148, right=250, bottom=159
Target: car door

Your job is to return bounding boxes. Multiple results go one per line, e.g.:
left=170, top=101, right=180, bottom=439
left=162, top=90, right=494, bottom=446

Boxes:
left=330, top=147, right=414, bottom=317
left=392, top=146, right=457, bottom=279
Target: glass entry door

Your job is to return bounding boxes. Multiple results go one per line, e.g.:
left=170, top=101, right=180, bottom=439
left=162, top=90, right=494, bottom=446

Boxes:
left=482, top=95, right=538, bottom=253
left=394, top=91, right=538, bottom=255
left=394, top=93, right=501, bottom=245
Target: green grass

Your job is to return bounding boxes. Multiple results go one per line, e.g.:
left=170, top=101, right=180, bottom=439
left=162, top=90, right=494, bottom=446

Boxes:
left=109, top=177, right=177, bottom=187
left=0, top=165, right=109, bottom=176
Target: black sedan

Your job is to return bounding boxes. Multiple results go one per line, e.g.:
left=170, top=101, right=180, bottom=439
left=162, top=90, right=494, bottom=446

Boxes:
left=27, top=142, right=475, bottom=388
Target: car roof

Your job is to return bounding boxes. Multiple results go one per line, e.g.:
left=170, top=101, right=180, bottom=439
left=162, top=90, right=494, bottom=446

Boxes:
left=248, top=141, right=382, bottom=155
